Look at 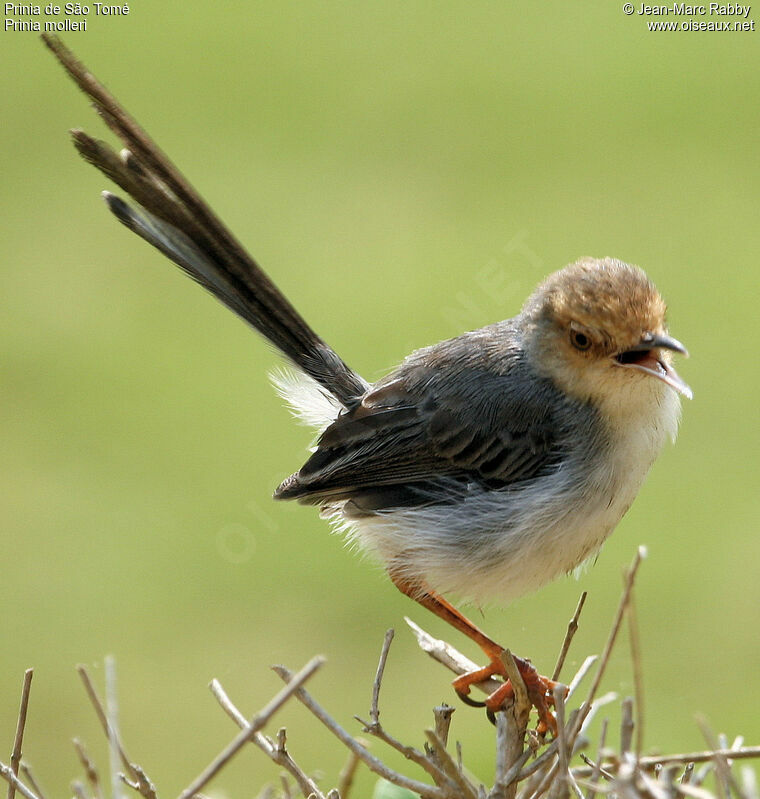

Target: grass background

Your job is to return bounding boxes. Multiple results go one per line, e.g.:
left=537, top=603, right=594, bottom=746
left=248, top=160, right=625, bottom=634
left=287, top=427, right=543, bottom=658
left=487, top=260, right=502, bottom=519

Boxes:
left=2, top=2, right=759, bottom=794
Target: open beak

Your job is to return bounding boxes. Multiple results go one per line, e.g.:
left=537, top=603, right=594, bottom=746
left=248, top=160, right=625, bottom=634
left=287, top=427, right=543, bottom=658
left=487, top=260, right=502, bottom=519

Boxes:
left=614, top=333, right=693, bottom=399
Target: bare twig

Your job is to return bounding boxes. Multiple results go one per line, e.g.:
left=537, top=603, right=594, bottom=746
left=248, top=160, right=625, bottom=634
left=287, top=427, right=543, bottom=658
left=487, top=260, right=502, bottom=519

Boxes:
left=405, top=618, right=502, bottom=696
left=501, top=650, right=529, bottom=711
left=695, top=716, right=748, bottom=799
left=209, top=679, right=322, bottom=799
left=572, top=748, right=760, bottom=777
left=424, top=729, right=478, bottom=799
left=433, top=705, right=455, bottom=750
left=77, top=666, right=157, bottom=799
left=490, top=711, right=525, bottom=799
left=580, top=752, right=615, bottom=782
left=272, top=664, right=448, bottom=799
left=7, top=669, right=33, bottom=799
left=627, top=586, right=645, bottom=757
left=71, top=779, right=89, bottom=799
left=337, top=749, right=362, bottom=799
left=371, top=630, right=395, bottom=725
left=73, top=739, right=102, bottom=799
left=553, top=593, right=588, bottom=682
left=17, top=767, right=44, bottom=799
left=571, top=547, right=646, bottom=740
left=585, top=716, right=609, bottom=799
left=77, top=668, right=132, bottom=784
left=177, top=656, right=324, bottom=799
left=355, top=714, right=448, bottom=785
left=491, top=650, right=532, bottom=799
left=567, top=657, right=598, bottom=699
left=276, top=728, right=288, bottom=755
left=0, top=764, right=40, bottom=799
left=554, top=686, right=571, bottom=799
left=620, top=698, right=635, bottom=757
left=104, top=657, right=122, bottom=799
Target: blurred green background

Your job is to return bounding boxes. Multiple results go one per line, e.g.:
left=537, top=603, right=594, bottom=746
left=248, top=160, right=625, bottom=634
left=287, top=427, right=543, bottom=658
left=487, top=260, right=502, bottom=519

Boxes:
left=2, top=2, right=759, bottom=795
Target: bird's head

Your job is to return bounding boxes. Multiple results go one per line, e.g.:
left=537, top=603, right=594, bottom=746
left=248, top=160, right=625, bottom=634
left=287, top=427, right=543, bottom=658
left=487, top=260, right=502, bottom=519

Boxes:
left=522, top=257, right=692, bottom=414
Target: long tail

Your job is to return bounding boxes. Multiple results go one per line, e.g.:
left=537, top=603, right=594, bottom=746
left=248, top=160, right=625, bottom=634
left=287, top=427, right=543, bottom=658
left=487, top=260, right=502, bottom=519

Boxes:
left=42, top=34, right=368, bottom=408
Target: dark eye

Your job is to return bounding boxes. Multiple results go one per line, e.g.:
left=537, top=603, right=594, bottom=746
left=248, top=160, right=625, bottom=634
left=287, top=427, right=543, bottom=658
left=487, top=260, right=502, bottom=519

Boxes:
left=570, top=330, right=591, bottom=351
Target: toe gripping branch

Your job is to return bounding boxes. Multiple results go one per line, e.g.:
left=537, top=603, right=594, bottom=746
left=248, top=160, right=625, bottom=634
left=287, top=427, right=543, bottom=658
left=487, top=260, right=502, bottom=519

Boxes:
left=388, top=573, right=567, bottom=736
left=452, top=652, right=567, bottom=737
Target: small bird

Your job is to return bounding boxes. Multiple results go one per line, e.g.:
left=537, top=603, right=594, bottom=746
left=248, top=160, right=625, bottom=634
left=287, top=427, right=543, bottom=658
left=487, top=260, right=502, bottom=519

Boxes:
left=44, top=35, right=691, bottom=736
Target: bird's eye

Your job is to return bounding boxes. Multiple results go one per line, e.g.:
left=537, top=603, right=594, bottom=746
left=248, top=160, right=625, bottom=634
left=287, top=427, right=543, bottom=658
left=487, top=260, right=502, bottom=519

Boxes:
left=570, top=330, right=592, bottom=351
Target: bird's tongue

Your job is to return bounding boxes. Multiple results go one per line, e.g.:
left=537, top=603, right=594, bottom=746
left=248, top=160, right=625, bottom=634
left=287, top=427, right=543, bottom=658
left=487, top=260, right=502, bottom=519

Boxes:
left=632, top=351, right=663, bottom=374
left=636, top=351, right=693, bottom=399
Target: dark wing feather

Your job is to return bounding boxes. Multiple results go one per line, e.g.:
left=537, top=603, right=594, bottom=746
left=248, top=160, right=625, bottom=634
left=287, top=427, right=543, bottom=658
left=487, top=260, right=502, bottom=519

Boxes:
left=275, top=341, right=567, bottom=511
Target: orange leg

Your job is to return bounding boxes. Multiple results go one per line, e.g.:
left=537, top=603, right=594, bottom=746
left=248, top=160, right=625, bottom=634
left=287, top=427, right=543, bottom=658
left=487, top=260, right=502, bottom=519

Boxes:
left=390, top=572, right=564, bottom=736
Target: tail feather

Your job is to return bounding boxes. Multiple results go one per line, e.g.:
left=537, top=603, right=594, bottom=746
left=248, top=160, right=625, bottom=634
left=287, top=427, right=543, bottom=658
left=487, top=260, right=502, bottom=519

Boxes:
left=43, top=34, right=368, bottom=408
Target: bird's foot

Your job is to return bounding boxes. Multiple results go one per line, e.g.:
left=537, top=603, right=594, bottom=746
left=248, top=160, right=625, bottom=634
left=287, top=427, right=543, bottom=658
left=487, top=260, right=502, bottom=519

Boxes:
left=452, top=653, right=566, bottom=737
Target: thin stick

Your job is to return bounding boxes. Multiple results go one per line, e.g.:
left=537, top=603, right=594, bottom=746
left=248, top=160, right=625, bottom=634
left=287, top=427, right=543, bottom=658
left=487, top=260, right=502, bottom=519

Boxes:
left=500, top=650, right=529, bottom=710
left=681, top=763, right=695, bottom=785
left=620, top=698, right=634, bottom=757
left=498, top=749, right=533, bottom=791
left=490, top=712, right=520, bottom=799
left=553, top=593, right=588, bottom=682
left=0, top=765, right=40, bottom=799
left=272, top=665, right=448, bottom=799
left=209, top=679, right=322, bottom=799
left=432, top=705, right=455, bottom=750
left=73, top=739, right=102, bottom=799
left=571, top=747, right=760, bottom=777
left=424, top=730, right=478, bottom=799
left=7, top=669, right=33, bottom=799
left=337, top=750, right=362, bottom=799
left=580, top=752, right=615, bottom=782
left=354, top=715, right=448, bottom=785
left=76, top=668, right=157, bottom=799
left=567, top=657, right=598, bottom=699
left=104, top=657, right=122, bottom=799
left=572, top=547, right=646, bottom=739
left=492, top=651, right=531, bottom=799
left=371, top=630, right=395, bottom=725
left=17, top=768, right=44, bottom=799
left=71, top=780, right=89, bottom=799
left=554, top=685, right=570, bottom=799
left=405, top=618, right=502, bottom=695
left=585, top=716, right=609, bottom=799
left=695, top=716, right=747, bottom=799
left=76, top=667, right=134, bottom=782
left=177, top=656, right=324, bottom=799
left=627, top=584, right=645, bottom=756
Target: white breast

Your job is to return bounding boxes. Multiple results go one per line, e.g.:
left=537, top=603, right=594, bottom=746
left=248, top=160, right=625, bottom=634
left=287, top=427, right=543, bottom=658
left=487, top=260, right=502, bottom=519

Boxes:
left=338, top=383, right=682, bottom=604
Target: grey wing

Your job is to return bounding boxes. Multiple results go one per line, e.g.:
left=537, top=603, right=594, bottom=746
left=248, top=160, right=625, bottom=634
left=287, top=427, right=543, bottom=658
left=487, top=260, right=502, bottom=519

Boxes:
left=274, top=361, right=565, bottom=512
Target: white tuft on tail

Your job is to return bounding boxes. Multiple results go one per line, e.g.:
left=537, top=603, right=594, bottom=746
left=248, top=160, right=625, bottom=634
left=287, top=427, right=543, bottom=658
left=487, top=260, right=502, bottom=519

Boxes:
left=270, top=367, right=343, bottom=434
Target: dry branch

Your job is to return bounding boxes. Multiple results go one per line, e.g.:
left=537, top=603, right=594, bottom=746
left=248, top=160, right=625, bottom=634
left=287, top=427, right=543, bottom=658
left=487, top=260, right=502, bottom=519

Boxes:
left=7, top=669, right=33, bottom=799
left=2, top=548, right=758, bottom=799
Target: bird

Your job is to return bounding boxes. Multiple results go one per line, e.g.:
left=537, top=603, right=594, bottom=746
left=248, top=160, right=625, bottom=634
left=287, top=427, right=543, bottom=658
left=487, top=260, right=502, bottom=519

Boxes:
left=43, top=34, right=691, bottom=736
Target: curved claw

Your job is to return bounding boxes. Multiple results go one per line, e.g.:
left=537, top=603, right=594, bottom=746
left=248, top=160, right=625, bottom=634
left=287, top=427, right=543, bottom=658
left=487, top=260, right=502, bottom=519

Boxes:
left=455, top=690, right=487, bottom=708
left=453, top=651, right=565, bottom=738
